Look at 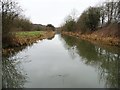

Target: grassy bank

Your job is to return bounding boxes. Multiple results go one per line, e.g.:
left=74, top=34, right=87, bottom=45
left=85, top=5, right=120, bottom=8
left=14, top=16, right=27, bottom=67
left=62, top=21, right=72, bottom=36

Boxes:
left=2, top=31, right=55, bottom=56
left=62, top=31, right=120, bottom=47
left=5, top=31, right=55, bottom=48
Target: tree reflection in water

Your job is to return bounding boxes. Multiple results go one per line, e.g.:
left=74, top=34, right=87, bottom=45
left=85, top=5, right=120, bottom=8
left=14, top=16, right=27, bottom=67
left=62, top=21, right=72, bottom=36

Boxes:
left=2, top=57, right=27, bottom=88
left=62, top=35, right=120, bottom=88
left=2, top=45, right=29, bottom=88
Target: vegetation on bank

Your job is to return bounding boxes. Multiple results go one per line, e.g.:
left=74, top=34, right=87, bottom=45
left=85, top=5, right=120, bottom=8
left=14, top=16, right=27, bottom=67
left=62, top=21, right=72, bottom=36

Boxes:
left=1, top=0, right=55, bottom=49
left=1, top=0, right=120, bottom=48
left=14, top=31, right=44, bottom=37
left=3, top=31, right=55, bottom=48
left=2, top=31, right=55, bottom=56
left=61, top=0, right=120, bottom=46
left=62, top=30, right=120, bottom=46
left=62, top=0, right=119, bottom=33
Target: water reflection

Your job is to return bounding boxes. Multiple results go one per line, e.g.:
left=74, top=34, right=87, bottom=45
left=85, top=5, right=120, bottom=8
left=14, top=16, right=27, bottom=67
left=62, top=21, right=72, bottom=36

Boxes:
left=47, top=35, right=55, bottom=40
left=2, top=34, right=120, bottom=88
left=2, top=36, right=55, bottom=88
left=62, top=35, right=120, bottom=88
left=2, top=57, right=27, bottom=88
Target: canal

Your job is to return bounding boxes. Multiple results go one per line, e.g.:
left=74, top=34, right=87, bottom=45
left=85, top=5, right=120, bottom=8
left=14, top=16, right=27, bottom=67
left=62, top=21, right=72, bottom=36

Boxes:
left=2, top=34, right=120, bottom=88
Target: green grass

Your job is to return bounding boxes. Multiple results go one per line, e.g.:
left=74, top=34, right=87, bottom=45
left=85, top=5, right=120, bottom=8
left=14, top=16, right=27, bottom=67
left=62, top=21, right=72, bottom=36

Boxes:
left=14, top=31, right=45, bottom=37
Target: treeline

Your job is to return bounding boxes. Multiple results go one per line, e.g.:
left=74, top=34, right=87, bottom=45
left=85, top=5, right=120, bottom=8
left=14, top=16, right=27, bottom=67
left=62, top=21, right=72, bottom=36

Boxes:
left=2, top=0, right=33, bottom=34
left=1, top=0, right=55, bottom=47
left=1, top=0, right=34, bottom=47
left=62, top=0, right=120, bottom=33
left=1, top=0, right=55, bottom=33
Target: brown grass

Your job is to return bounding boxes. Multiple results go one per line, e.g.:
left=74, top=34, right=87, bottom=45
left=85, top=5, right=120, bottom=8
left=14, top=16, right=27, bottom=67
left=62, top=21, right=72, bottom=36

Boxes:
left=9, top=31, right=55, bottom=47
left=62, top=24, right=120, bottom=46
left=2, top=31, right=55, bottom=56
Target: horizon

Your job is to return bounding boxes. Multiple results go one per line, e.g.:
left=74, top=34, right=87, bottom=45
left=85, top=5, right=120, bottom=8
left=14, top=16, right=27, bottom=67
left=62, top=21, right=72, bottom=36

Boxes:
left=18, top=0, right=105, bottom=27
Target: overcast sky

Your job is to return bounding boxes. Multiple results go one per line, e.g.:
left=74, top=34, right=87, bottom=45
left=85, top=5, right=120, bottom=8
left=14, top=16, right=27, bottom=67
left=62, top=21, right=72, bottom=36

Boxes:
left=18, top=0, right=105, bottom=27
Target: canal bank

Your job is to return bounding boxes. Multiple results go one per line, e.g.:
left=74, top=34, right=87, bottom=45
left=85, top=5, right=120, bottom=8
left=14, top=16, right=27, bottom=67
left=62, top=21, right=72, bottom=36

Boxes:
left=2, top=31, right=55, bottom=56
left=62, top=31, right=120, bottom=47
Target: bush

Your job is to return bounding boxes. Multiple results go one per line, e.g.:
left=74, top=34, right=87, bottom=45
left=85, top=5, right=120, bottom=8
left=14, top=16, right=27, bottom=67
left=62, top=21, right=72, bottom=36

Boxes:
left=64, top=20, right=76, bottom=32
left=46, top=24, right=55, bottom=31
left=62, top=15, right=76, bottom=32
left=14, top=17, right=32, bottom=31
left=77, top=7, right=100, bottom=33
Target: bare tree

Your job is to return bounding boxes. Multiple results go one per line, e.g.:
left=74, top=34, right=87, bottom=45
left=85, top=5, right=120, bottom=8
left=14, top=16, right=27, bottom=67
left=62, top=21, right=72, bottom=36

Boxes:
left=118, top=0, right=120, bottom=23
left=99, top=0, right=119, bottom=26
left=2, top=0, right=22, bottom=35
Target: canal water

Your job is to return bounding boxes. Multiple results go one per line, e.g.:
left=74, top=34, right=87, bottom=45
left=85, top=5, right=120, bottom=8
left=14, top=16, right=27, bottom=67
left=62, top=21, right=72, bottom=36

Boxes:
left=2, top=34, right=120, bottom=88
